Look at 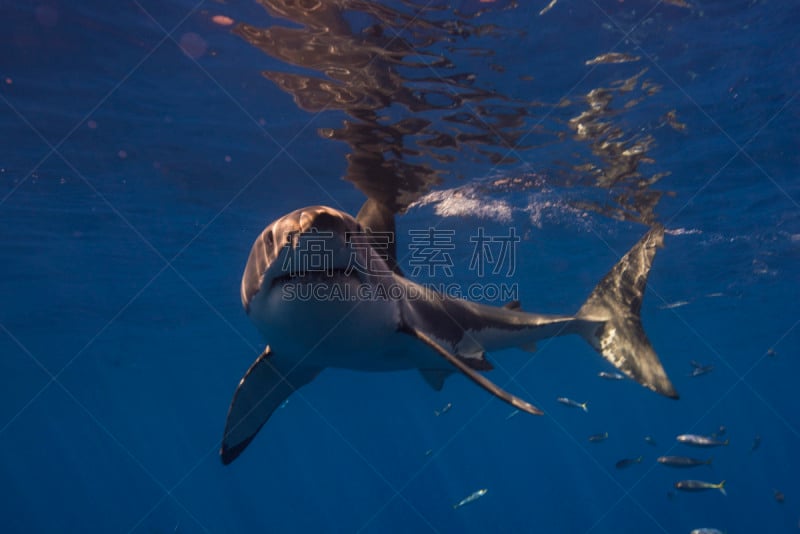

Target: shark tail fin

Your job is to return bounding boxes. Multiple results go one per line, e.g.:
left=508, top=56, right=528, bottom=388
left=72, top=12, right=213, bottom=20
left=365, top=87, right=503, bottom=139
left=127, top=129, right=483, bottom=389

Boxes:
left=576, top=225, right=678, bottom=399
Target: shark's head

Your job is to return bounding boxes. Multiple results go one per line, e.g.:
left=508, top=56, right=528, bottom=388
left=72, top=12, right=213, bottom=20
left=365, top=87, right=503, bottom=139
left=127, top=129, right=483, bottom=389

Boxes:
left=241, top=205, right=405, bottom=363
left=241, top=205, right=392, bottom=315
left=241, top=206, right=394, bottom=324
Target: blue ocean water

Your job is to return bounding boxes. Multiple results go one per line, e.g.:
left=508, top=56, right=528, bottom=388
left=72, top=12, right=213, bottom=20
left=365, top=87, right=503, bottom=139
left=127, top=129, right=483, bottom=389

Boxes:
left=1, top=1, right=798, bottom=533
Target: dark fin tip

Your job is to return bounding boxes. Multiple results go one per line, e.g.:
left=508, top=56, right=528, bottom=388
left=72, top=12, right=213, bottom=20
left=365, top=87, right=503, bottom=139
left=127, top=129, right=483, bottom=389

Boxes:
left=220, top=434, right=256, bottom=465
left=658, top=382, right=680, bottom=400
left=461, top=352, right=494, bottom=371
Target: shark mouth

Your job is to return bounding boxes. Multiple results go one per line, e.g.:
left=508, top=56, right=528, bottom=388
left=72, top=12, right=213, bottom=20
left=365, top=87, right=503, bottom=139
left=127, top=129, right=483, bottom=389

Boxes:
left=269, top=268, right=358, bottom=289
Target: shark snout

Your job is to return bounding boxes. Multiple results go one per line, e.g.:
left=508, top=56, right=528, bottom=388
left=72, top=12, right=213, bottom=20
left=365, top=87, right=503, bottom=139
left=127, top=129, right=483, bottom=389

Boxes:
left=298, top=209, right=358, bottom=236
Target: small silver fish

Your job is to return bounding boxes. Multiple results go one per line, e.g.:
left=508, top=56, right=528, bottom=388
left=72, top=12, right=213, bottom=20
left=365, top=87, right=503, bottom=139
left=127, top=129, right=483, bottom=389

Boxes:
left=688, top=360, right=714, bottom=377
left=664, top=0, right=691, bottom=8
left=644, top=435, right=657, bottom=446
left=557, top=397, right=588, bottom=412
left=589, top=432, right=609, bottom=443
left=689, top=366, right=713, bottom=377
left=615, top=456, right=643, bottom=469
left=539, top=0, right=558, bottom=16
left=690, top=529, right=724, bottom=534
left=598, top=371, right=625, bottom=380
left=675, top=479, right=726, bottom=496
left=677, top=434, right=729, bottom=447
left=657, top=456, right=712, bottom=468
left=585, top=52, right=640, bottom=66
left=453, top=488, right=488, bottom=510
left=659, top=300, right=690, bottom=309
left=435, top=402, right=452, bottom=417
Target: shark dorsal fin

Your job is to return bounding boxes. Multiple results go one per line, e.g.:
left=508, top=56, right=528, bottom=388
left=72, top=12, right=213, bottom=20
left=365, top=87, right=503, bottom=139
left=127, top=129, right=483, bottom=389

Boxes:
left=356, top=198, right=401, bottom=275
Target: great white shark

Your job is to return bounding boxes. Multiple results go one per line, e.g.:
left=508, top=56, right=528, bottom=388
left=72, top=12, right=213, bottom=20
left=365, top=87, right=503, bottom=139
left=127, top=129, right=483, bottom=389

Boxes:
left=220, top=201, right=677, bottom=464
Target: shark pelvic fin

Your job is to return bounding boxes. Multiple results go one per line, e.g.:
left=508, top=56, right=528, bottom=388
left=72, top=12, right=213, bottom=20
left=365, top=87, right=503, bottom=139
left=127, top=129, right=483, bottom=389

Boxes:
left=418, top=369, right=453, bottom=391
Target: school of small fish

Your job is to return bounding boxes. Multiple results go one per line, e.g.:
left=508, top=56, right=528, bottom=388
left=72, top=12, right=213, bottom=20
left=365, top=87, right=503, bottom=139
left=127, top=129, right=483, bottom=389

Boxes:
left=433, top=379, right=780, bottom=534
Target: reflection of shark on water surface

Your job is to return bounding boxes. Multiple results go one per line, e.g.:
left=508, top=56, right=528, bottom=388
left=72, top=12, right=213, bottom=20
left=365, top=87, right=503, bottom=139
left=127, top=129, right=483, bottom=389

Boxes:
left=220, top=201, right=678, bottom=464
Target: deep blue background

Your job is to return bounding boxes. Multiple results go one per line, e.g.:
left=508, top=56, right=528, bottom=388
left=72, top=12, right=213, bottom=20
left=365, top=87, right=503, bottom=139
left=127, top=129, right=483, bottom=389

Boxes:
left=1, top=1, right=798, bottom=533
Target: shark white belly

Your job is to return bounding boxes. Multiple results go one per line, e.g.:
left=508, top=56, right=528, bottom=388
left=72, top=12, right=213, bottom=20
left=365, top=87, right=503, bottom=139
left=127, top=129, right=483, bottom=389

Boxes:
left=249, top=274, right=429, bottom=371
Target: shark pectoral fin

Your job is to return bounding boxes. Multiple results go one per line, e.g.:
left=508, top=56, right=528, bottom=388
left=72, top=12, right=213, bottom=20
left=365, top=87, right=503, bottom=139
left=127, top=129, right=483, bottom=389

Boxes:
left=402, top=326, right=543, bottom=416
left=221, top=347, right=320, bottom=465
left=419, top=369, right=453, bottom=391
